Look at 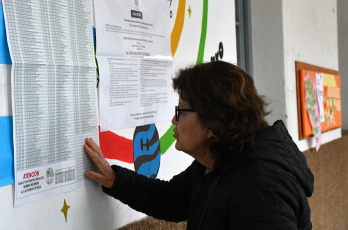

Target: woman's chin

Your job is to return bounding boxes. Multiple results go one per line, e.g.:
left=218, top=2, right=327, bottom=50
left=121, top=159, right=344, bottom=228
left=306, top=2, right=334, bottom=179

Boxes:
left=174, top=142, right=182, bottom=151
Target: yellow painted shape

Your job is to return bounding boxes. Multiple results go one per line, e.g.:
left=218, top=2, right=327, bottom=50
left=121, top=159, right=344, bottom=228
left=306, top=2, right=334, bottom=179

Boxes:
left=323, top=74, right=337, bottom=87
left=61, top=199, right=70, bottom=223
left=171, top=0, right=186, bottom=57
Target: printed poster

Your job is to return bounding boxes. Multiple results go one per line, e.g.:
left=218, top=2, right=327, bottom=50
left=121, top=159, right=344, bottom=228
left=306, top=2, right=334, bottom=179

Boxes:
left=95, top=0, right=174, bottom=131
left=3, top=0, right=98, bottom=206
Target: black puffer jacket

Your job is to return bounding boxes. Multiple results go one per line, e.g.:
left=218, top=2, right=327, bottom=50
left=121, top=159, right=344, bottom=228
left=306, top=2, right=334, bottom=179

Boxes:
left=103, top=120, right=314, bottom=229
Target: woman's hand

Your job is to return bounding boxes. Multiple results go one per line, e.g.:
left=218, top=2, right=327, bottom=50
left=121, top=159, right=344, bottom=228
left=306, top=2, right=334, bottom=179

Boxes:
left=84, top=138, right=116, bottom=189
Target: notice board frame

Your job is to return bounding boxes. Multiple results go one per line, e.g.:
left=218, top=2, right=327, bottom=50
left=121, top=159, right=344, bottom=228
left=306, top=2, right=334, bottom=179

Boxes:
left=296, top=61, right=341, bottom=140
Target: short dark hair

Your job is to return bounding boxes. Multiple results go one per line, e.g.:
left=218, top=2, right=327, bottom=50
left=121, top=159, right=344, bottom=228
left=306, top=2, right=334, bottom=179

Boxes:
left=173, top=61, right=270, bottom=160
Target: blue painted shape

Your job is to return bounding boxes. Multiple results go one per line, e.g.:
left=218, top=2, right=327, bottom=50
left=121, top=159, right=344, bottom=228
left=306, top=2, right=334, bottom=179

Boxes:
left=133, top=124, right=161, bottom=179
left=0, top=116, right=14, bottom=186
left=93, top=27, right=96, bottom=47
left=0, top=2, right=11, bottom=64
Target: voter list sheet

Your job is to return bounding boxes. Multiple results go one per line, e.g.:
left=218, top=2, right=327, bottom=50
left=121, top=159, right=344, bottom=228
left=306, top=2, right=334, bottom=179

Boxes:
left=2, top=0, right=98, bottom=206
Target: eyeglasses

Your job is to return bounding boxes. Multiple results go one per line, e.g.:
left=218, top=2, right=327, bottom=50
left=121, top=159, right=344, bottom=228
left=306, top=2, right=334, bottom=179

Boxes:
left=175, top=106, right=195, bottom=121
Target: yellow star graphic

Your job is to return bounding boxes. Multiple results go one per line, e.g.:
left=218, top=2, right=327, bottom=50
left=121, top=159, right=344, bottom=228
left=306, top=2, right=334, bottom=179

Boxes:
left=188, top=5, right=192, bottom=18
left=61, top=199, right=70, bottom=222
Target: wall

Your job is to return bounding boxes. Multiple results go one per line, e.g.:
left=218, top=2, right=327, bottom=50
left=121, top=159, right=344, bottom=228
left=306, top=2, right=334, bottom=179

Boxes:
left=251, top=1, right=347, bottom=229
left=251, top=0, right=341, bottom=152
left=250, top=0, right=286, bottom=125
left=0, top=0, right=237, bottom=229
left=338, top=0, right=348, bottom=129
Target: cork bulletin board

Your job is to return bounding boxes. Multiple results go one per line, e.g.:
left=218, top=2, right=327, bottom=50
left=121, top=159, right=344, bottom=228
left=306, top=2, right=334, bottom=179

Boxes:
left=296, top=61, right=342, bottom=140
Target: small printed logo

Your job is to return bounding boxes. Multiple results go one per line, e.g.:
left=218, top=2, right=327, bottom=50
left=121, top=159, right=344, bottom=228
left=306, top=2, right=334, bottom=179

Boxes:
left=131, top=10, right=143, bottom=19
left=46, top=168, right=54, bottom=185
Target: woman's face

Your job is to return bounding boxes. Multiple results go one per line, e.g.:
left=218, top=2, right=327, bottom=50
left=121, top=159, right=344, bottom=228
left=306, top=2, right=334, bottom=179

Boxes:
left=171, top=97, right=210, bottom=158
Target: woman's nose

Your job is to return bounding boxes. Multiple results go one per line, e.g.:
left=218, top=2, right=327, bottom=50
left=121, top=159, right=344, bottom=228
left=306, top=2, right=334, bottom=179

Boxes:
left=171, top=114, right=177, bottom=125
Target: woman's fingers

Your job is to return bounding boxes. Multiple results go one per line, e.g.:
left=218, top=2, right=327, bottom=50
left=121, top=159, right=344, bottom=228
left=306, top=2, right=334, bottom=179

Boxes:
left=84, top=138, right=116, bottom=188
left=85, top=169, right=116, bottom=188
left=84, top=143, right=103, bottom=167
left=85, top=138, right=104, bottom=158
left=85, top=170, right=104, bottom=183
left=84, top=140, right=106, bottom=170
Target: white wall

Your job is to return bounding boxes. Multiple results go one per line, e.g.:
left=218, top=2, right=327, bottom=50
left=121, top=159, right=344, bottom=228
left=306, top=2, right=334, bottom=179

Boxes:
left=0, top=0, right=237, bottom=229
left=250, top=0, right=286, bottom=125
left=251, top=0, right=341, bottom=151
left=338, top=0, right=348, bottom=130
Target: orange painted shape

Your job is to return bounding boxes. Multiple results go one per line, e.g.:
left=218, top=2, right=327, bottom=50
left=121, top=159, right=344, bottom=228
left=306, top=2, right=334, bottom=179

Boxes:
left=171, top=0, right=186, bottom=57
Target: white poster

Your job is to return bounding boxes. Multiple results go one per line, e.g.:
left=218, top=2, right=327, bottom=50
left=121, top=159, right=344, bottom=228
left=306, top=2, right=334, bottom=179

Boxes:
left=315, top=73, right=324, bottom=122
left=95, top=0, right=174, bottom=131
left=95, top=0, right=171, bottom=57
left=99, top=56, right=173, bottom=131
left=2, top=0, right=98, bottom=206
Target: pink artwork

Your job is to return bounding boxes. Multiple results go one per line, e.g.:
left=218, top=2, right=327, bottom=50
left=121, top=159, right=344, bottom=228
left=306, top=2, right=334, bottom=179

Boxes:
left=304, top=73, right=322, bottom=151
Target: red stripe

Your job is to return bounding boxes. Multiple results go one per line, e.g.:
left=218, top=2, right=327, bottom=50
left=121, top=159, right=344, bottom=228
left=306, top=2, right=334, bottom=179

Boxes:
left=99, top=128, right=134, bottom=163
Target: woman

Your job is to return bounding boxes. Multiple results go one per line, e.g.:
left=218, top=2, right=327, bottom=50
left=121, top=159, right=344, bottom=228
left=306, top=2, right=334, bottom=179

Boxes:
left=84, top=61, right=314, bottom=229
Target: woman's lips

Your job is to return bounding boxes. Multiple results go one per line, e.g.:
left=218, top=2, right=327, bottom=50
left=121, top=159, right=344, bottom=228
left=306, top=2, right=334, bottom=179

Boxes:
left=173, top=129, right=178, bottom=139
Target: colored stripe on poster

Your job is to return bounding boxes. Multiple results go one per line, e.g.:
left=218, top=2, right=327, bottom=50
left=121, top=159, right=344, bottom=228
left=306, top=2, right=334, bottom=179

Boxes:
left=0, top=2, right=12, bottom=64
left=0, top=116, right=14, bottom=186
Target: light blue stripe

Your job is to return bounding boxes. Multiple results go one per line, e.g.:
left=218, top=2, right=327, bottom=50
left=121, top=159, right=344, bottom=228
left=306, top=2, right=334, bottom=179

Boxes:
left=0, top=116, right=14, bottom=186
left=0, top=2, right=12, bottom=65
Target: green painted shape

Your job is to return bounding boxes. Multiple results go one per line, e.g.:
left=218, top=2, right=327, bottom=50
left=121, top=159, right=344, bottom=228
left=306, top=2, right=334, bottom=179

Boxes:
left=160, top=0, right=209, bottom=154
left=160, top=124, right=176, bottom=155
left=196, top=0, right=208, bottom=64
